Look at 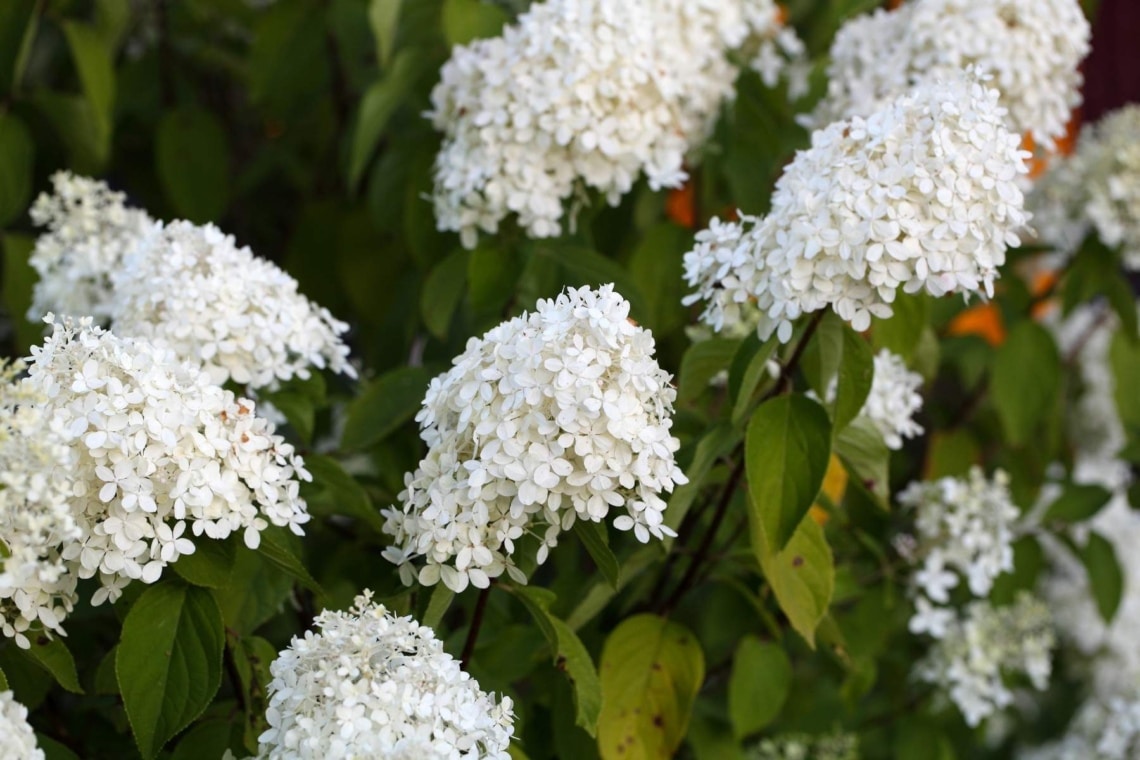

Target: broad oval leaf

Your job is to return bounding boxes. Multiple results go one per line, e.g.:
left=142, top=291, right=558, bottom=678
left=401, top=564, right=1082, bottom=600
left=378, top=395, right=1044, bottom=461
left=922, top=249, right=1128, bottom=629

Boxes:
left=597, top=614, right=705, bottom=760
left=171, top=536, right=237, bottom=589
left=368, top=0, right=403, bottom=68
left=116, top=583, right=224, bottom=759
left=728, top=637, right=791, bottom=738
left=991, top=321, right=1060, bottom=446
left=421, top=248, right=468, bottom=339
left=348, top=49, right=422, bottom=192
left=1081, top=531, right=1124, bottom=623
left=745, top=394, right=831, bottom=552
left=756, top=516, right=835, bottom=648
left=677, top=338, right=740, bottom=404
left=830, top=325, right=874, bottom=434
left=156, top=106, right=230, bottom=223
left=62, top=21, right=114, bottom=150
left=1044, top=483, right=1113, bottom=524
left=573, top=520, right=620, bottom=589
left=341, top=365, right=433, bottom=450
left=21, top=636, right=82, bottom=694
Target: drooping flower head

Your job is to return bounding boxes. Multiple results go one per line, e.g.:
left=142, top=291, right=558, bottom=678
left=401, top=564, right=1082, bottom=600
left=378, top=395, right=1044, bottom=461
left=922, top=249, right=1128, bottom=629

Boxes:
left=21, top=317, right=310, bottom=608
left=382, top=284, right=686, bottom=592
left=110, top=221, right=356, bottom=389
left=27, top=172, right=155, bottom=323
left=684, top=70, right=1029, bottom=342
left=1031, top=105, right=1140, bottom=269
left=256, top=591, right=514, bottom=759
left=429, top=0, right=803, bottom=247
left=813, top=0, right=1090, bottom=147
left=916, top=593, right=1054, bottom=727
left=0, top=690, right=44, bottom=760
left=0, top=362, right=80, bottom=648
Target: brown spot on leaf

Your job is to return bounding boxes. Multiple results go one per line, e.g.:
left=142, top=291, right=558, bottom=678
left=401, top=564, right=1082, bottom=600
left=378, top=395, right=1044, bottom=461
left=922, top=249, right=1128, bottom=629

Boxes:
left=653, top=715, right=665, bottom=728
left=792, top=555, right=804, bottom=567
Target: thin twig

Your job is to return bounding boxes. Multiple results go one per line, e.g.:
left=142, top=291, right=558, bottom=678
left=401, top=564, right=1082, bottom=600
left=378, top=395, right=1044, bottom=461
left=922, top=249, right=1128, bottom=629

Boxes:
left=460, top=585, right=492, bottom=664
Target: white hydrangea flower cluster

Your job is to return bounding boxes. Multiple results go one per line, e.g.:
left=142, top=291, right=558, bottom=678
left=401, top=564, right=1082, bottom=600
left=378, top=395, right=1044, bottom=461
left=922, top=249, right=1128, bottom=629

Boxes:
left=256, top=591, right=514, bottom=759
left=916, top=592, right=1054, bottom=727
left=0, top=690, right=44, bottom=760
left=813, top=0, right=1090, bottom=147
left=382, top=285, right=686, bottom=592
left=0, top=362, right=81, bottom=648
left=26, top=174, right=355, bottom=391
left=429, top=0, right=803, bottom=247
left=111, top=221, right=356, bottom=389
left=1018, top=695, right=1140, bottom=760
left=683, top=71, right=1029, bottom=343
left=1031, top=106, right=1140, bottom=269
left=826, top=348, right=924, bottom=449
left=746, top=732, right=858, bottom=760
left=897, top=468, right=1019, bottom=617
left=27, top=171, right=155, bottom=324
left=15, top=316, right=310, bottom=615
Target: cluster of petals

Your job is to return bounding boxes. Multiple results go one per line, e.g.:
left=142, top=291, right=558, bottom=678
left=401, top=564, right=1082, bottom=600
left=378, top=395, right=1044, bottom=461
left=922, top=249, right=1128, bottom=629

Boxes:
left=1018, top=694, right=1140, bottom=760
left=827, top=348, right=923, bottom=449
left=6, top=316, right=310, bottom=631
left=27, top=171, right=155, bottom=324
left=382, top=285, right=686, bottom=592
left=111, top=220, right=355, bottom=389
left=915, top=592, right=1054, bottom=727
left=255, top=591, right=514, bottom=759
left=683, top=71, right=1029, bottom=342
left=1030, top=105, right=1140, bottom=269
left=429, top=0, right=803, bottom=247
left=812, top=0, right=1089, bottom=148
left=0, top=690, right=44, bottom=760
left=898, top=467, right=1020, bottom=618
left=0, top=362, right=80, bottom=647
left=27, top=174, right=355, bottom=390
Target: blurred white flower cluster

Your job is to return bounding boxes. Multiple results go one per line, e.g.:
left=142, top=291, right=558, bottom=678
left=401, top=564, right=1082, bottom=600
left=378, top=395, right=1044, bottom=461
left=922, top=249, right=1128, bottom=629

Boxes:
left=746, top=732, right=858, bottom=760
left=26, top=172, right=355, bottom=391
left=429, top=0, right=804, bottom=247
left=0, top=690, right=44, bottom=760
left=255, top=591, right=514, bottom=759
left=0, top=362, right=80, bottom=648
left=1018, top=695, right=1140, bottom=760
left=28, top=172, right=155, bottom=324
left=1031, top=106, right=1140, bottom=269
left=826, top=348, right=924, bottom=449
left=111, top=221, right=355, bottom=388
left=684, top=71, right=1029, bottom=342
left=382, top=285, right=686, bottom=592
left=916, top=593, right=1054, bottom=727
left=814, top=0, right=1089, bottom=147
left=0, top=316, right=311, bottom=647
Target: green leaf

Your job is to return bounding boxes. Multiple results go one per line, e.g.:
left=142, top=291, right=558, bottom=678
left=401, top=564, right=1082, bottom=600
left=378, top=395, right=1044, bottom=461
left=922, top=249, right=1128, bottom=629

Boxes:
left=30, top=92, right=108, bottom=171
left=678, top=338, right=740, bottom=404
left=170, top=720, right=235, bottom=760
left=834, top=416, right=890, bottom=507
left=468, top=243, right=520, bottom=318
left=441, top=0, right=509, bottom=45
left=1080, top=532, right=1124, bottom=623
left=36, top=734, right=80, bottom=760
left=1110, top=329, right=1140, bottom=433
left=1045, top=483, right=1113, bottom=523
left=368, top=0, right=403, bottom=68
left=663, top=423, right=737, bottom=534
left=1064, top=235, right=1139, bottom=341
left=573, top=520, right=620, bottom=589
left=116, top=583, right=224, bottom=759
left=745, top=394, right=831, bottom=552
left=258, top=373, right=326, bottom=444
left=800, top=311, right=844, bottom=396
left=215, top=548, right=293, bottom=634
left=756, top=517, right=834, bottom=648
left=95, top=0, right=131, bottom=51
left=256, top=525, right=323, bottom=596
left=0, top=1, right=35, bottom=96
left=829, top=325, right=874, bottom=434
left=172, top=536, right=237, bottom=589
left=341, top=365, right=433, bottom=450
left=871, top=292, right=928, bottom=359
left=626, top=223, right=689, bottom=335
left=348, top=49, right=422, bottom=192
left=514, top=587, right=603, bottom=736
left=156, top=106, right=230, bottom=223
left=0, top=113, right=32, bottom=226
left=422, top=584, right=454, bottom=629
left=730, top=335, right=780, bottom=426
left=21, top=636, right=83, bottom=694
left=728, top=637, right=791, bottom=739
left=597, top=615, right=705, bottom=760
left=300, top=453, right=385, bottom=532
left=0, top=664, right=7, bottom=690
left=991, top=322, right=1060, bottom=446
left=62, top=22, right=115, bottom=149
left=2, top=233, right=37, bottom=352
left=422, top=248, right=468, bottom=339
